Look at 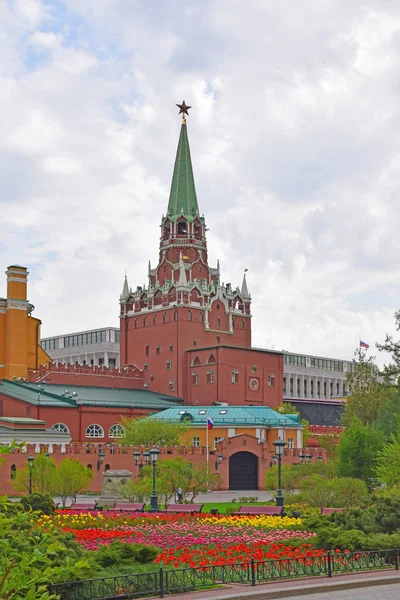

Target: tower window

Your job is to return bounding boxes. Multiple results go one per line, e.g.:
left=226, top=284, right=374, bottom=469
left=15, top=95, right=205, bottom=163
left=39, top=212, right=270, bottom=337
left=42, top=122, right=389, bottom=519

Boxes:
left=206, top=371, right=214, bottom=384
left=144, top=363, right=149, bottom=371
left=241, top=319, right=245, bottom=329
left=166, top=360, right=172, bottom=370
left=153, top=315, right=156, bottom=324
left=178, top=221, right=187, bottom=234
left=216, top=336, right=220, bottom=343
left=169, top=344, right=174, bottom=352
left=156, top=346, right=160, bottom=355
left=169, top=381, right=175, bottom=391
left=197, top=264, right=201, bottom=271
left=145, top=345, right=149, bottom=356
left=163, top=313, right=167, bottom=323
left=192, top=372, right=199, bottom=385
left=231, top=370, right=239, bottom=384
left=200, top=312, right=203, bottom=323
left=135, top=319, right=138, bottom=328
left=143, top=317, right=147, bottom=327
left=188, top=310, right=192, bottom=321
left=174, top=311, right=178, bottom=321
left=216, top=317, right=220, bottom=326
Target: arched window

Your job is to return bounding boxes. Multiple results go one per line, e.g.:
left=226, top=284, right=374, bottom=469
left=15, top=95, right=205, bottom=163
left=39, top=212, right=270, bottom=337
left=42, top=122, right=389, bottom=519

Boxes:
left=174, top=311, right=178, bottom=321
left=109, top=424, right=125, bottom=438
left=10, top=464, right=16, bottom=479
left=191, top=356, right=201, bottom=366
left=177, top=220, right=187, bottom=235
left=87, top=464, right=92, bottom=470
left=241, top=319, right=245, bottom=329
left=51, top=423, right=69, bottom=434
left=143, top=317, right=147, bottom=327
left=206, top=354, right=216, bottom=365
left=188, top=310, right=192, bottom=321
left=163, top=312, right=167, bottom=323
left=105, top=464, right=110, bottom=471
left=86, top=424, right=104, bottom=438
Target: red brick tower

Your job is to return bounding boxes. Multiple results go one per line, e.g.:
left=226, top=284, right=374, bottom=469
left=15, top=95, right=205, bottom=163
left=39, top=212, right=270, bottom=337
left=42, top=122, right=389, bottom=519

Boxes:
left=120, top=104, right=252, bottom=399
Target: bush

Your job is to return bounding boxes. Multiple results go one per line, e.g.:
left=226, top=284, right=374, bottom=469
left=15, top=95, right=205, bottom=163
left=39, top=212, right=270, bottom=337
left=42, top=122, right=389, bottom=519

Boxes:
left=93, top=541, right=159, bottom=570
left=20, top=492, right=55, bottom=515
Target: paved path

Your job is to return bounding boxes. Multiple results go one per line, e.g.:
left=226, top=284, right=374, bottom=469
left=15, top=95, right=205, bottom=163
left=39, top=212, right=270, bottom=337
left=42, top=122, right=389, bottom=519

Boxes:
left=281, top=582, right=400, bottom=599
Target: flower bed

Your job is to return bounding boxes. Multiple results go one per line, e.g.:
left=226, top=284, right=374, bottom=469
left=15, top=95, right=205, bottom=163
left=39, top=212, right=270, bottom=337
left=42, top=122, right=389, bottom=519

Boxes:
left=38, top=511, right=316, bottom=567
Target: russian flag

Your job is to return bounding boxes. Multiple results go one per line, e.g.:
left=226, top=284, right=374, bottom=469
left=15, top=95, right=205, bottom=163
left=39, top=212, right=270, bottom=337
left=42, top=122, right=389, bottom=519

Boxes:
left=360, top=340, right=369, bottom=349
left=207, top=417, right=214, bottom=430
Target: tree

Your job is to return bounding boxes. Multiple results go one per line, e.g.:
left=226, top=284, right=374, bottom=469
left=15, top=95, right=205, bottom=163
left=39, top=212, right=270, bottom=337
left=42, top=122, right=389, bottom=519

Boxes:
left=336, top=419, right=384, bottom=488
left=342, top=348, right=388, bottom=427
left=376, top=436, right=400, bottom=488
left=121, top=417, right=188, bottom=447
left=54, top=459, right=94, bottom=507
left=376, top=387, right=400, bottom=439
left=377, top=310, right=400, bottom=384
left=12, top=454, right=56, bottom=495
left=265, top=460, right=336, bottom=499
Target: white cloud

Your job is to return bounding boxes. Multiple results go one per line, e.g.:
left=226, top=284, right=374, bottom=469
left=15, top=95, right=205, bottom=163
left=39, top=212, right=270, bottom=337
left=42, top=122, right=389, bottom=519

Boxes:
left=0, top=0, right=399, bottom=367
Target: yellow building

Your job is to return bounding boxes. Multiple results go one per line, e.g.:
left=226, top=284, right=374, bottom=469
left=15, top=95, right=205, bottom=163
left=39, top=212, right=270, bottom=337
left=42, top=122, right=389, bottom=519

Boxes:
left=0, top=265, right=51, bottom=380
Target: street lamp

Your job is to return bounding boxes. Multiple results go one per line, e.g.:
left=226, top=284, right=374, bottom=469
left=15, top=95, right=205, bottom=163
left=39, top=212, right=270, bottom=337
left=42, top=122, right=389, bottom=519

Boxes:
left=133, top=450, right=151, bottom=472
left=306, top=453, right=313, bottom=464
left=215, top=454, right=223, bottom=470
left=317, top=455, right=323, bottom=461
left=298, top=452, right=305, bottom=464
left=97, top=446, right=105, bottom=471
left=27, top=455, right=34, bottom=495
left=149, top=448, right=160, bottom=513
left=272, top=438, right=286, bottom=508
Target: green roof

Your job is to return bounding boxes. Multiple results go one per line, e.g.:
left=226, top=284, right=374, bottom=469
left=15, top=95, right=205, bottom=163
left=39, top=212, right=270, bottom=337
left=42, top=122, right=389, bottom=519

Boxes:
left=0, top=417, right=46, bottom=424
left=167, top=121, right=199, bottom=222
left=147, top=406, right=301, bottom=427
left=1, top=380, right=183, bottom=410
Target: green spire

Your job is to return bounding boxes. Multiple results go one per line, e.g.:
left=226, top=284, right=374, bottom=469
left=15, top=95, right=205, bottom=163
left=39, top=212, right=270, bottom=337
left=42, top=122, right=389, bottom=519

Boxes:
left=167, top=118, right=199, bottom=222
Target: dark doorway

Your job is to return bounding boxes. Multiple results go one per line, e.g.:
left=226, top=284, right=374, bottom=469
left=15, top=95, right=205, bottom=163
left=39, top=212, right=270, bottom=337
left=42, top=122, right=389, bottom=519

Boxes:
left=229, top=452, right=258, bottom=490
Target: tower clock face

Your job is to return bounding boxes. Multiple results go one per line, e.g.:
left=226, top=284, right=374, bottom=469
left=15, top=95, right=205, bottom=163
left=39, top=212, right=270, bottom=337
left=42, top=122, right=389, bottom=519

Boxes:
left=250, top=378, right=259, bottom=390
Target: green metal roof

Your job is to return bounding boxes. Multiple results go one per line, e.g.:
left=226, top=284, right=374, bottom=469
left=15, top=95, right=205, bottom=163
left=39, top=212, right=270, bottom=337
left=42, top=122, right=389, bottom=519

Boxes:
left=167, top=121, right=199, bottom=222
left=1, top=380, right=183, bottom=410
left=147, top=406, right=301, bottom=427
left=0, top=417, right=46, bottom=424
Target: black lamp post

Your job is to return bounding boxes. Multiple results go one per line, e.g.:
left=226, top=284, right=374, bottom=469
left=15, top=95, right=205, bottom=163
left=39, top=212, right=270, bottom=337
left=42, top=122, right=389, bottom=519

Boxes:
left=306, top=453, right=313, bottom=464
left=97, top=446, right=105, bottom=471
left=298, top=452, right=305, bottom=464
left=215, top=454, right=223, bottom=470
left=272, top=438, right=286, bottom=508
left=28, top=455, right=34, bottom=495
left=133, top=450, right=151, bottom=472
left=317, top=455, right=323, bottom=462
left=149, top=448, right=160, bottom=512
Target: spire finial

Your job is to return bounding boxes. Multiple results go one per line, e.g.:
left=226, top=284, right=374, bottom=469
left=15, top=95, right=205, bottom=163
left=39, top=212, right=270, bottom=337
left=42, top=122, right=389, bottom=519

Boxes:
left=176, top=100, right=191, bottom=117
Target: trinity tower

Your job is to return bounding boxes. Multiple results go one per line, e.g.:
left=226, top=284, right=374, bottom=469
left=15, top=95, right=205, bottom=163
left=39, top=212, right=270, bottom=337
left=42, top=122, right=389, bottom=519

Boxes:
left=120, top=103, right=282, bottom=406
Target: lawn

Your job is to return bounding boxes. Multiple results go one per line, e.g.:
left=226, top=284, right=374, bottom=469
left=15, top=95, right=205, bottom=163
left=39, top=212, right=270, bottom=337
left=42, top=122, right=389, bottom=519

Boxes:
left=201, top=501, right=274, bottom=514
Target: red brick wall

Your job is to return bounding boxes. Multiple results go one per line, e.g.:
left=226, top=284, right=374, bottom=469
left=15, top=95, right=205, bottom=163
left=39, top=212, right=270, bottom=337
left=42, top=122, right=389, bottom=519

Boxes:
left=185, top=347, right=283, bottom=407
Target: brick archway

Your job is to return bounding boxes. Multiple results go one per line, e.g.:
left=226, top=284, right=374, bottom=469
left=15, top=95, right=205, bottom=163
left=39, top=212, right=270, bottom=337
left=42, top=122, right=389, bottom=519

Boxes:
left=229, top=451, right=258, bottom=490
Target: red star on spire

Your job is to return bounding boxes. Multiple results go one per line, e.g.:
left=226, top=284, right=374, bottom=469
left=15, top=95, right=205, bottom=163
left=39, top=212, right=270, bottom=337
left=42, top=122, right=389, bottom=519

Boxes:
left=176, top=100, right=192, bottom=116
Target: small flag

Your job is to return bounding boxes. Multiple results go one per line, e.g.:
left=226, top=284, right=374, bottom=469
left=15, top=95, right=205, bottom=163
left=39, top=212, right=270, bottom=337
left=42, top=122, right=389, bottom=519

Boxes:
left=244, top=268, right=248, bottom=272
left=207, top=417, right=214, bottom=430
left=360, top=340, right=369, bottom=349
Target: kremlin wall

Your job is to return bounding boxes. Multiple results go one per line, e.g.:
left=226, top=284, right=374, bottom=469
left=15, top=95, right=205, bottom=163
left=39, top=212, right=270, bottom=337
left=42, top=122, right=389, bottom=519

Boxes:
left=0, top=107, right=332, bottom=494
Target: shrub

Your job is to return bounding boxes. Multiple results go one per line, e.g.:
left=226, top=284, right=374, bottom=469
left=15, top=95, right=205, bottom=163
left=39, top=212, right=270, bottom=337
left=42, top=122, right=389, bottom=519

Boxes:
left=20, top=492, right=55, bottom=515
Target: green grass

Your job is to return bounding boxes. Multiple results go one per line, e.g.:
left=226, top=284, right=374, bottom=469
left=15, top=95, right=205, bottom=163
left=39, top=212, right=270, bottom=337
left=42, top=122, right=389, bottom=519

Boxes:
left=201, top=501, right=274, bottom=514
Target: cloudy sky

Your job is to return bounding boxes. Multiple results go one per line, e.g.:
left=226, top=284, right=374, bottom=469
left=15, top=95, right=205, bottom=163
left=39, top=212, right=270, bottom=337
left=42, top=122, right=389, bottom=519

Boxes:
left=1, top=0, right=400, bottom=365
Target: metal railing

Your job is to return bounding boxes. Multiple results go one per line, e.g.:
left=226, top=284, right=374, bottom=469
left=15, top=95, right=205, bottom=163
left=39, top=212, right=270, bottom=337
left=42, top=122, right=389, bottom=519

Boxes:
left=49, top=547, right=399, bottom=600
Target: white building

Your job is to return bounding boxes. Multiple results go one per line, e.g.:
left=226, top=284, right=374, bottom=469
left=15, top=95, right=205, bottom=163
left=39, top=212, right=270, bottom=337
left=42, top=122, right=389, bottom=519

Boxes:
left=283, top=351, right=352, bottom=400
left=40, top=327, right=120, bottom=368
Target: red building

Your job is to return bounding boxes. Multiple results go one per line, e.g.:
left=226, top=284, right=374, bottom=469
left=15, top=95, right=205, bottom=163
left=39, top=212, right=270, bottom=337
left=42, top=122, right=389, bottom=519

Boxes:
left=120, top=109, right=282, bottom=407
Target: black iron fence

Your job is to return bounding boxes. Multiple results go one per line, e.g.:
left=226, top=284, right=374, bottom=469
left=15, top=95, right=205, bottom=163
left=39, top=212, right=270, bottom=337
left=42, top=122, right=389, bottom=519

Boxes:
left=49, top=547, right=399, bottom=600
